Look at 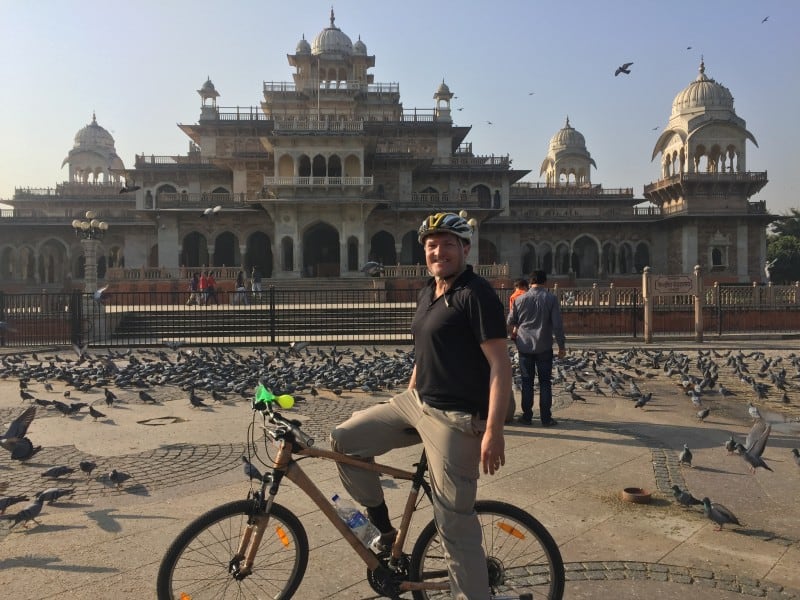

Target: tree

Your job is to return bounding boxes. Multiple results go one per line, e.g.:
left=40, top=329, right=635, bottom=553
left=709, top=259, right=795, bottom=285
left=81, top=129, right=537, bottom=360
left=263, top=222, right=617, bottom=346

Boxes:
left=770, top=207, right=800, bottom=238
left=767, top=234, right=800, bottom=284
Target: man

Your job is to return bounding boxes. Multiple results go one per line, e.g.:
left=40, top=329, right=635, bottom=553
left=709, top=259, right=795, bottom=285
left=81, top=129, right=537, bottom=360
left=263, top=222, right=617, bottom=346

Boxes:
left=507, top=270, right=566, bottom=426
left=331, top=212, right=512, bottom=599
left=508, top=278, right=529, bottom=312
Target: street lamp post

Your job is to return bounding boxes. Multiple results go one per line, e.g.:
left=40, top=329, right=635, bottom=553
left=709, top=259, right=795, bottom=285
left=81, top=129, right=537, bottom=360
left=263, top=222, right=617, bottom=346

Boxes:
left=71, top=211, right=109, bottom=294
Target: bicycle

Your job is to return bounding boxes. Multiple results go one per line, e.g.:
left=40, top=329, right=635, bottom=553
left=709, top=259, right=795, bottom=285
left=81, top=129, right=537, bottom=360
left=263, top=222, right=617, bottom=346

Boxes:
left=156, top=387, right=565, bottom=599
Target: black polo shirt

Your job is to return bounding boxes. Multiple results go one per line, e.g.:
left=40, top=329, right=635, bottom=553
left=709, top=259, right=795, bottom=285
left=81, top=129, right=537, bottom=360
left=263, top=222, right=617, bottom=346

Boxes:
left=411, top=266, right=507, bottom=418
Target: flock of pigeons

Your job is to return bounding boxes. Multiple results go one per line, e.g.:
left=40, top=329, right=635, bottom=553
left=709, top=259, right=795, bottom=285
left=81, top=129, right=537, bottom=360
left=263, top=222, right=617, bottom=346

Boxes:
left=0, top=343, right=415, bottom=527
left=548, top=346, right=800, bottom=531
left=2, top=343, right=799, bottom=531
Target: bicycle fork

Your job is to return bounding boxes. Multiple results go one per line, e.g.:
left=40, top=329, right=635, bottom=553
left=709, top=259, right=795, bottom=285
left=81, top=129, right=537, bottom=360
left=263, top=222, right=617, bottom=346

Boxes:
left=228, top=511, right=271, bottom=580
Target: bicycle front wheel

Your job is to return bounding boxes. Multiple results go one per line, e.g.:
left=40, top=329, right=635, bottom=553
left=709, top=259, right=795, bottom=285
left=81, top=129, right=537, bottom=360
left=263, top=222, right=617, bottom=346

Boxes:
left=409, top=500, right=565, bottom=600
left=156, top=500, right=309, bottom=600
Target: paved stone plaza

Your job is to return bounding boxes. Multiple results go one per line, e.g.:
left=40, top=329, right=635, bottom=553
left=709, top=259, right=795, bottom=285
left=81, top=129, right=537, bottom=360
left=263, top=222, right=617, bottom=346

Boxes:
left=1, top=340, right=799, bottom=599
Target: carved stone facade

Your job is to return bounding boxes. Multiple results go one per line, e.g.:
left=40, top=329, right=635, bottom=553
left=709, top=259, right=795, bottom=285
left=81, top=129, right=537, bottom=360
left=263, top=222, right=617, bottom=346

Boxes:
left=0, top=14, right=772, bottom=292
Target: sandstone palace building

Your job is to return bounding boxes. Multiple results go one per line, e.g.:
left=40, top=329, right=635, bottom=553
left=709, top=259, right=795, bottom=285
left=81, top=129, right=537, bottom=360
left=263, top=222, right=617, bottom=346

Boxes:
left=0, top=11, right=771, bottom=292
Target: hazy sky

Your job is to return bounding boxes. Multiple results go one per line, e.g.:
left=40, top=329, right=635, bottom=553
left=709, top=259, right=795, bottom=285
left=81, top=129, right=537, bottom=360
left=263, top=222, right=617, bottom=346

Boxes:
left=1, top=0, right=798, bottom=214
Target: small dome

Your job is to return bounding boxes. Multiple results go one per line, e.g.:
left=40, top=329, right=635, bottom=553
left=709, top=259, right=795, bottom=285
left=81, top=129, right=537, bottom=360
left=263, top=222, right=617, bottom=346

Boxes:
left=672, top=61, right=734, bottom=115
left=549, top=117, right=587, bottom=150
left=198, top=77, right=220, bottom=99
left=436, top=80, right=451, bottom=96
left=74, top=113, right=115, bottom=151
left=296, top=35, right=311, bottom=54
left=311, top=9, right=353, bottom=56
left=353, top=36, right=366, bottom=55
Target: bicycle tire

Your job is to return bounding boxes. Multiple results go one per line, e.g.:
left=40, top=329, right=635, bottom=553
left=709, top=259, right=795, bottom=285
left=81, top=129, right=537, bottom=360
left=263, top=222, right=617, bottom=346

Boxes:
left=156, top=500, right=309, bottom=600
left=409, top=500, right=565, bottom=600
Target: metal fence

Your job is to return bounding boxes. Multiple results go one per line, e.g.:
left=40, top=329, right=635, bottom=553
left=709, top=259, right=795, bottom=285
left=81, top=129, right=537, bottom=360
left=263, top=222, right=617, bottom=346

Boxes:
left=1, top=284, right=799, bottom=348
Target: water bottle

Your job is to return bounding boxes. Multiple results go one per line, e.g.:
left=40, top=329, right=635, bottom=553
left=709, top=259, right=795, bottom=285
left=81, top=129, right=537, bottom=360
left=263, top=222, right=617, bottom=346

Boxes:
left=331, top=494, right=380, bottom=548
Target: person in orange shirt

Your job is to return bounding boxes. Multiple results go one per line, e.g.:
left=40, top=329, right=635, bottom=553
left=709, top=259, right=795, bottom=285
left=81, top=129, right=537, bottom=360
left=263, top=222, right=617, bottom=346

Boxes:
left=508, top=278, right=529, bottom=312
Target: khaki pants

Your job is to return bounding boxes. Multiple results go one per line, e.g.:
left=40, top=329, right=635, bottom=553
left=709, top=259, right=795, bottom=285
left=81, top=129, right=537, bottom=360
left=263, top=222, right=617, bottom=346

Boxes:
left=330, top=389, right=490, bottom=599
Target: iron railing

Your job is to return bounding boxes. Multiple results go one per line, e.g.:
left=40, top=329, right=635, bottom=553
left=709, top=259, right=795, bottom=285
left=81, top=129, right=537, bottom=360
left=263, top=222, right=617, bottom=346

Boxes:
left=1, top=283, right=798, bottom=348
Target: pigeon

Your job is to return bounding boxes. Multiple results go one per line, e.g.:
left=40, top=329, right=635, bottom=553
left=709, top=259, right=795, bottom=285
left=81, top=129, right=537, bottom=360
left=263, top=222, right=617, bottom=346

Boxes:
left=1, top=406, right=36, bottom=448
left=41, top=466, right=76, bottom=479
left=241, top=456, right=264, bottom=481
left=109, top=469, right=131, bottom=490
left=747, top=403, right=762, bottom=420
left=634, top=392, right=652, bottom=408
left=35, top=487, right=75, bottom=504
left=104, top=388, right=117, bottom=407
left=735, top=423, right=773, bottom=473
left=791, top=448, right=800, bottom=467
left=289, top=341, right=310, bottom=355
left=671, top=485, right=703, bottom=508
left=702, top=497, right=740, bottom=531
left=79, top=460, right=97, bottom=478
left=2, top=497, right=44, bottom=529
left=614, top=62, right=633, bottom=76
left=0, top=495, right=29, bottom=514
left=761, top=16, right=768, bottom=23
left=679, top=444, right=693, bottom=467
left=189, top=389, right=207, bottom=408
left=89, top=405, right=106, bottom=421
left=19, top=389, right=35, bottom=402
left=119, top=179, right=141, bottom=194
left=93, top=285, right=110, bottom=305
left=3, top=436, right=42, bottom=461
left=202, top=205, right=222, bottom=217
left=138, top=390, right=157, bottom=403
left=696, top=407, right=711, bottom=422
left=724, top=434, right=737, bottom=454
left=360, top=261, right=384, bottom=277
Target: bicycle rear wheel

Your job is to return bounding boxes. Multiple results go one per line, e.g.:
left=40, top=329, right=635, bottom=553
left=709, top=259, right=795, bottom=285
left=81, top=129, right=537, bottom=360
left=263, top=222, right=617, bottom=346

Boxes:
left=409, top=500, right=564, bottom=600
left=156, top=500, right=308, bottom=599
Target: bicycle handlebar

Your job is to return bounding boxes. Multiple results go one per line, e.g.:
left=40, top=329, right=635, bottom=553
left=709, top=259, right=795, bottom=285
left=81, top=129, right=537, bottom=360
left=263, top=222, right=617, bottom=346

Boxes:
left=254, top=391, right=316, bottom=449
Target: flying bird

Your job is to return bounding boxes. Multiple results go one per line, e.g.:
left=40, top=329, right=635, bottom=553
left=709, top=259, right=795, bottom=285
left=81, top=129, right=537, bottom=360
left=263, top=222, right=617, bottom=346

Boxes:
left=614, top=62, right=633, bottom=76
left=360, top=261, right=384, bottom=277
left=93, top=285, right=110, bottom=305
left=119, top=179, right=141, bottom=194
left=735, top=419, right=772, bottom=473
left=486, top=121, right=493, bottom=125
left=761, top=16, right=768, bottom=23
left=1, top=406, right=36, bottom=447
left=702, top=497, right=740, bottom=531
left=202, top=205, right=222, bottom=217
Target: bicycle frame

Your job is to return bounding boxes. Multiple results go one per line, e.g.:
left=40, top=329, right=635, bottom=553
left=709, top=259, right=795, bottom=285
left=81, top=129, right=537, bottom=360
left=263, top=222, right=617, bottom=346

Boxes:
left=238, top=423, right=449, bottom=594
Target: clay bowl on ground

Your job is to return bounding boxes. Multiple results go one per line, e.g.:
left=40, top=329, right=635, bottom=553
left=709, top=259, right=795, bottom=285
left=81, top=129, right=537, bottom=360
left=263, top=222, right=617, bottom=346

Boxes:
left=621, top=487, right=652, bottom=504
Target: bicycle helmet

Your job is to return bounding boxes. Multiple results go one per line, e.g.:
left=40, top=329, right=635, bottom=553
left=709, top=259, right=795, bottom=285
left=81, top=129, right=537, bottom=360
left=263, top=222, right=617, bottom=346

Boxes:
left=418, top=212, right=473, bottom=244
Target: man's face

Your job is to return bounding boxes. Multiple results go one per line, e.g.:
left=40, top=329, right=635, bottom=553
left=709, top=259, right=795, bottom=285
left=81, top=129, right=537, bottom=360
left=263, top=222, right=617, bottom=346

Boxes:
left=423, top=232, right=469, bottom=280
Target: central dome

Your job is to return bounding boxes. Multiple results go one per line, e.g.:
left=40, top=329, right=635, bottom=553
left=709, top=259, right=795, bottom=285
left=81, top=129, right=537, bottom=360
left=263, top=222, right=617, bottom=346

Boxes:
left=549, top=117, right=587, bottom=150
left=74, top=113, right=115, bottom=151
left=312, top=10, right=353, bottom=56
left=672, top=61, right=734, bottom=115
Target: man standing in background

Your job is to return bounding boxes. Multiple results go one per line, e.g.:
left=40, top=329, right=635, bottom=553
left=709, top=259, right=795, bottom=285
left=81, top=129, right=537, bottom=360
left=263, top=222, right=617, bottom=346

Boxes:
left=507, top=270, right=566, bottom=426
